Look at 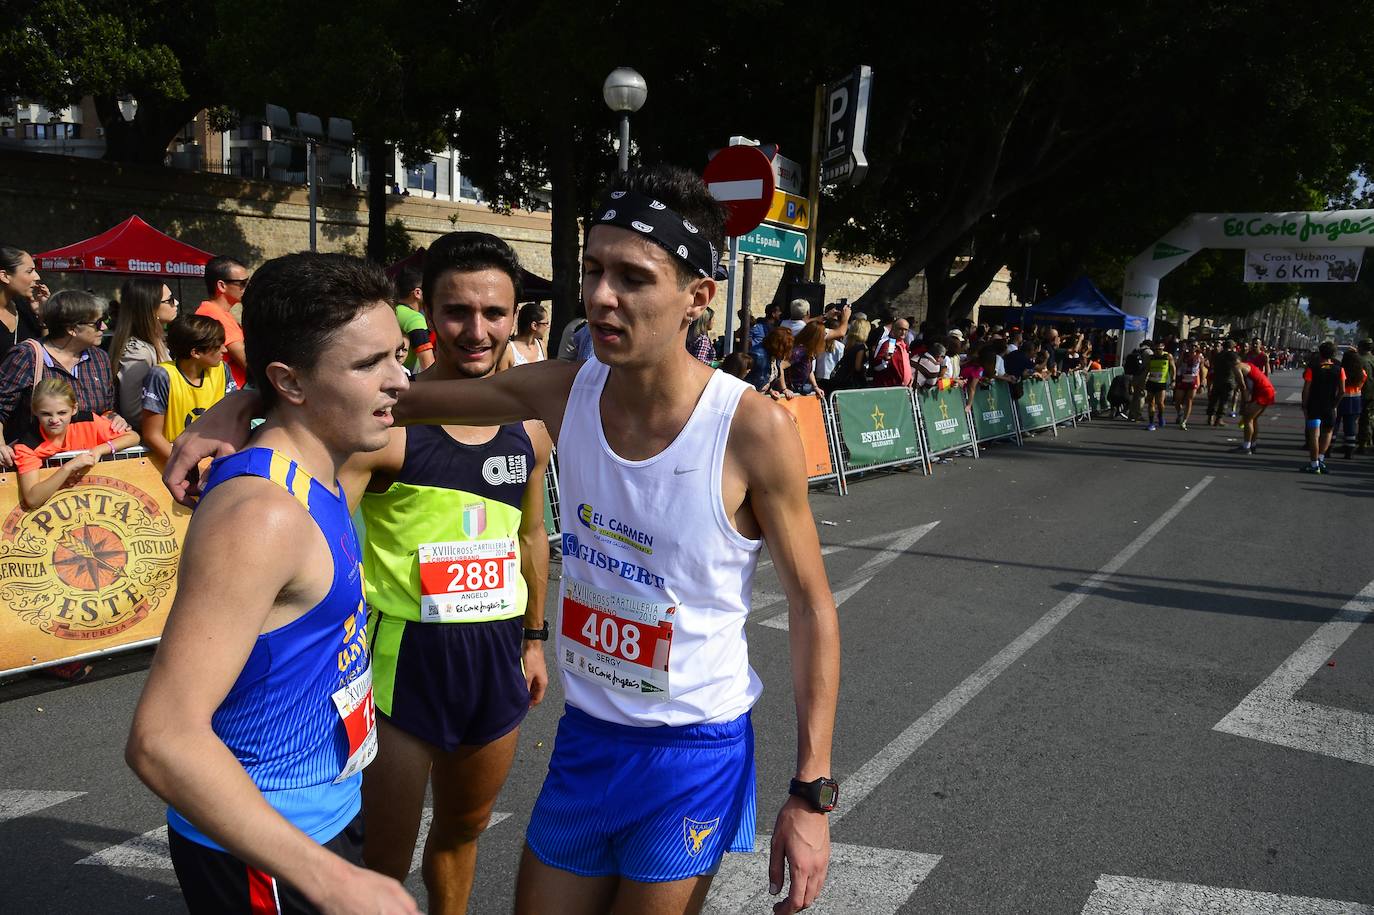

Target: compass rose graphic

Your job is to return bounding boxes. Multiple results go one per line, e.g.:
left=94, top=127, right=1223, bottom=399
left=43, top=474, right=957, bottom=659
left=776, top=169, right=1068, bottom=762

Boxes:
left=53, top=524, right=128, bottom=591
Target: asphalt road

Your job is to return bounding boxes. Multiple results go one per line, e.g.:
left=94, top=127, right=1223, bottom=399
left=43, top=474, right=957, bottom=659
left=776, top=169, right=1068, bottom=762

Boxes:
left=3, top=368, right=1372, bottom=914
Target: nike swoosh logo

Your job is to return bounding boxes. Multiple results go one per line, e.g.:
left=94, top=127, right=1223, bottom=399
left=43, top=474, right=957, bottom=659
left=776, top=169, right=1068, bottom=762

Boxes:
left=673, top=467, right=698, bottom=475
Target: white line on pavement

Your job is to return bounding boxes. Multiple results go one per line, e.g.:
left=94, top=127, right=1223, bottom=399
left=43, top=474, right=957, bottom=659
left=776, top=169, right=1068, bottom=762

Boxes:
left=75, top=810, right=515, bottom=872
left=703, top=837, right=941, bottom=914
left=757, top=527, right=932, bottom=572
left=1081, top=874, right=1374, bottom=914
left=409, top=809, right=512, bottom=874
left=77, top=825, right=174, bottom=869
left=0, top=789, right=84, bottom=824
left=1286, top=391, right=1303, bottom=402
left=832, top=477, right=1215, bottom=824
left=1213, top=579, right=1374, bottom=767
left=759, top=522, right=940, bottom=631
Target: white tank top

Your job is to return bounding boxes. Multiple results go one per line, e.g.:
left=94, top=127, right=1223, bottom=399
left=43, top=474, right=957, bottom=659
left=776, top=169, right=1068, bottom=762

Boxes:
left=510, top=338, right=545, bottom=366
left=556, top=359, right=763, bottom=727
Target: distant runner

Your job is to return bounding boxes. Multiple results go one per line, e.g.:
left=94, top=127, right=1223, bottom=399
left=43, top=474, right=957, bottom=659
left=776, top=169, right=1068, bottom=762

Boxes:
left=1172, top=340, right=1205, bottom=430
left=1234, top=359, right=1275, bottom=454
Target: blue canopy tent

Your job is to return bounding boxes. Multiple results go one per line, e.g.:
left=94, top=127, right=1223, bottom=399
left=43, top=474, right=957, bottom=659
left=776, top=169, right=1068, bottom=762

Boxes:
left=1024, top=276, right=1148, bottom=331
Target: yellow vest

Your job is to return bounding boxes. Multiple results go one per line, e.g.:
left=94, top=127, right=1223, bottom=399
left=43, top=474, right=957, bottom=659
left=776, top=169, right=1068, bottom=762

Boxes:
left=159, top=360, right=228, bottom=442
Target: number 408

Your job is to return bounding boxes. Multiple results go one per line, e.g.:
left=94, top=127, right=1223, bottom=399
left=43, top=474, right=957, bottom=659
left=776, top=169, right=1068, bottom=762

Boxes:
left=580, top=612, right=641, bottom=660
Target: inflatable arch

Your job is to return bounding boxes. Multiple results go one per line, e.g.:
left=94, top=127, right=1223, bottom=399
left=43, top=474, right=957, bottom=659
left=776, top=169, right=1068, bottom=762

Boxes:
left=1121, top=209, right=1374, bottom=352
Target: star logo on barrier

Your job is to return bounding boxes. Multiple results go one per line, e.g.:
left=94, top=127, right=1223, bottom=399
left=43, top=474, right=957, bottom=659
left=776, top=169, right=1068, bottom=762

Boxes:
left=986, top=391, right=997, bottom=410
left=938, top=400, right=950, bottom=421
left=871, top=404, right=886, bottom=429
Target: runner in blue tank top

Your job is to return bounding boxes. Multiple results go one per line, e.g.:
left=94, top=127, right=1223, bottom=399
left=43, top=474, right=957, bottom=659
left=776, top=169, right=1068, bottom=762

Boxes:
left=127, top=253, right=418, bottom=915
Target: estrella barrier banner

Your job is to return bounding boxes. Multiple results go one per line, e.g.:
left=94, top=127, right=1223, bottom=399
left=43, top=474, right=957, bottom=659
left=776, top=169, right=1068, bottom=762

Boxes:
left=916, top=386, right=974, bottom=457
left=1086, top=370, right=1109, bottom=412
left=830, top=388, right=925, bottom=483
left=971, top=380, right=1020, bottom=444
left=1069, top=372, right=1091, bottom=419
left=776, top=394, right=844, bottom=491
left=0, top=450, right=192, bottom=676
left=1015, top=379, right=1056, bottom=432
left=1049, top=375, right=1076, bottom=427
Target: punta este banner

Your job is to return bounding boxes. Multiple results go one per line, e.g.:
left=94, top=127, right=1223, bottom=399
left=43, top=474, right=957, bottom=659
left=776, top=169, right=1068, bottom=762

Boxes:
left=0, top=456, right=191, bottom=675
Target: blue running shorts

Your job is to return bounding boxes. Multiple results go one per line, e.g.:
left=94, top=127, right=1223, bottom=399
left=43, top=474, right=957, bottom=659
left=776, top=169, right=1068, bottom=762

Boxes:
left=526, top=705, right=756, bottom=883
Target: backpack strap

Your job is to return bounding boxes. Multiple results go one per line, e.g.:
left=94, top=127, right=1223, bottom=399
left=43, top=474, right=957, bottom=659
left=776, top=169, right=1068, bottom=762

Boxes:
left=24, top=338, right=44, bottom=391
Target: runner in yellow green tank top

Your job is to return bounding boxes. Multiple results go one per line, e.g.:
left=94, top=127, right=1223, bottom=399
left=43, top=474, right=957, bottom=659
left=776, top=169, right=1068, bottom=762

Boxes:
left=160, top=233, right=553, bottom=915
left=1143, top=343, right=1177, bottom=431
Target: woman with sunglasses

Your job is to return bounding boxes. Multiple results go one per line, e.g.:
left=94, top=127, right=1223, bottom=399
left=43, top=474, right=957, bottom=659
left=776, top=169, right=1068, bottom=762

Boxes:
left=510, top=301, right=550, bottom=366
left=111, top=277, right=180, bottom=426
left=0, top=289, right=131, bottom=467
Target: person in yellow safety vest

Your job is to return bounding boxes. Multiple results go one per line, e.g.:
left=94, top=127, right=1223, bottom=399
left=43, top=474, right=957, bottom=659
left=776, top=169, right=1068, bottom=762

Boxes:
left=1143, top=343, right=1176, bottom=431
left=139, top=314, right=236, bottom=467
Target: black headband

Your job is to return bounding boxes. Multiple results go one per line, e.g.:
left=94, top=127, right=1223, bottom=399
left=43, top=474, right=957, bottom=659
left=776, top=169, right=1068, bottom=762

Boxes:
left=590, top=189, right=725, bottom=281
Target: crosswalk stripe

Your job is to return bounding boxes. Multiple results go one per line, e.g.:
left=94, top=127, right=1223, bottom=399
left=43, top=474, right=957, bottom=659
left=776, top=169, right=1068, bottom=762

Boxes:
left=409, top=809, right=512, bottom=874
left=1081, top=874, right=1374, bottom=914
left=759, top=522, right=939, bottom=631
left=0, top=789, right=84, bottom=824
left=77, top=825, right=173, bottom=869
left=74, top=809, right=515, bottom=872
left=703, top=838, right=940, bottom=913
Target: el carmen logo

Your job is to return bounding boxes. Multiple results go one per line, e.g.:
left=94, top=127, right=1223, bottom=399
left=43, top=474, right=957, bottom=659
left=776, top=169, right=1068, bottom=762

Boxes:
left=0, top=476, right=180, bottom=641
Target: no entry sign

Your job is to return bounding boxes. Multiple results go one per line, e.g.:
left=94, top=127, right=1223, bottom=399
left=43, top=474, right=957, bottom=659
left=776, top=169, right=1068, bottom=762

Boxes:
left=704, top=145, right=776, bottom=237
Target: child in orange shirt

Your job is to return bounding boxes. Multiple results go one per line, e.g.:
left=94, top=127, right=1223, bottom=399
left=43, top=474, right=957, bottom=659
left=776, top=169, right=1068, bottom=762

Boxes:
left=14, top=377, right=140, bottom=510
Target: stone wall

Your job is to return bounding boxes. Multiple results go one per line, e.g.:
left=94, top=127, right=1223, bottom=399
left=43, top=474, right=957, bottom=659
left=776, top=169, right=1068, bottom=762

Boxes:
left=0, top=149, right=910, bottom=331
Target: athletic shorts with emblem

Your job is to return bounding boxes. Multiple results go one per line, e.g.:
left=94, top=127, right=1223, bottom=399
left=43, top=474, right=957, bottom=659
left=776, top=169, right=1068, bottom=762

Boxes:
left=368, top=613, right=529, bottom=751
left=526, top=705, right=756, bottom=882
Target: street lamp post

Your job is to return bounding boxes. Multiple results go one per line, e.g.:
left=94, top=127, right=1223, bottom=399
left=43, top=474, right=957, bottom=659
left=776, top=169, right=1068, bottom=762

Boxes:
left=1018, top=227, right=1040, bottom=326
left=602, top=67, right=648, bottom=174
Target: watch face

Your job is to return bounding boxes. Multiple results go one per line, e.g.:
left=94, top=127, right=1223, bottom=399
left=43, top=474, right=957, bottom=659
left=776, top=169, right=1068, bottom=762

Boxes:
left=817, top=781, right=838, bottom=810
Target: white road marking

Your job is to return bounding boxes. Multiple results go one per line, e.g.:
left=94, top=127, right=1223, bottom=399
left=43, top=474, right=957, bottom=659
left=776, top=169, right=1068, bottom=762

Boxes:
left=1081, top=874, right=1374, bottom=914
left=0, top=789, right=84, bottom=824
left=832, top=477, right=1214, bottom=824
left=1213, top=579, right=1374, bottom=767
left=77, top=825, right=174, bottom=869
left=1286, top=391, right=1303, bottom=402
left=757, top=529, right=914, bottom=572
left=409, top=809, right=512, bottom=874
left=703, top=838, right=941, bottom=914
left=759, top=522, right=940, bottom=631
left=76, top=809, right=515, bottom=872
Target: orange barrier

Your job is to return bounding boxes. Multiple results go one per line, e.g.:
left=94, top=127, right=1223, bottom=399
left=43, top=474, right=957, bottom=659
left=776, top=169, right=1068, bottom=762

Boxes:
left=0, top=451, right=190, bottom=676
left=776, top=394, right=843, bottom=490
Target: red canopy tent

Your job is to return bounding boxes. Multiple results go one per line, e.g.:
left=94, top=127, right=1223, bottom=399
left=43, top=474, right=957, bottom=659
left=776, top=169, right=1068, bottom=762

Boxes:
left=33, top=215, right=214, bottom=279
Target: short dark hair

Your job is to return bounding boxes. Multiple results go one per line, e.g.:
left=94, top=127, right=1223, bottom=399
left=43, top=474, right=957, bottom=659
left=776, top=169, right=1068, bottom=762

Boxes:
left=204, top=255, right=246, bottom=297
left=517, top=302, right=548, bottom=335
left=165, top=314, right=225, bottom=360
left=598, top=165, right=727, bottom=287
left=421, top=232, right=523, bottom=308
left=41, top=289, right=102, bottom=338
left=1319, top=340, right=1336, bottom=359
left=393, top=265, right=423, bottom=301
left=242, top=252, right=393, bottom=410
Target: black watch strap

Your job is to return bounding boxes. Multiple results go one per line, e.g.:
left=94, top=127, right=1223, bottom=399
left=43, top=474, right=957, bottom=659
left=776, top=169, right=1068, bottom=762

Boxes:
left=522, top=621, right=549, bottom=641
left=789, top=777, right=839, bottom=813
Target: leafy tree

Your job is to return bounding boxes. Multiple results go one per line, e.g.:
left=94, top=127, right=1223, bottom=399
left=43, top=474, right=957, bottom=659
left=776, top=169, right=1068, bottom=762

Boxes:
left=4, top=0, right=224, bottom=165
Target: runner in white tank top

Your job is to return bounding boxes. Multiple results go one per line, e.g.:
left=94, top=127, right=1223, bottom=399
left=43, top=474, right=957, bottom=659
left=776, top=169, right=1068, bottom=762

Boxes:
left=556, top=358, right=763, bottom=726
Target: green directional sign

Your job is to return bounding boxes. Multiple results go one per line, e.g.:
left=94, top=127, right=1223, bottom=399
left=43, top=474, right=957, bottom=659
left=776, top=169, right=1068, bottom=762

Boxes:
left=738, top=223, right=807, bottom=264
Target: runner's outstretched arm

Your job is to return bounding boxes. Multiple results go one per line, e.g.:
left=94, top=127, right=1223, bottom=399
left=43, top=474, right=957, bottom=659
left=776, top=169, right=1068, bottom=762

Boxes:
left=394, top=359, right=580, bottom=440
left=733, top=396, right=840, bottom=915
left=126, top=483, right=418, bottom=915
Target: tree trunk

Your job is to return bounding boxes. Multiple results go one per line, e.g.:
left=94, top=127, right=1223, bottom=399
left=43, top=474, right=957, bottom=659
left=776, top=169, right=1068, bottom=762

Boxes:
left=548, top=136, right=582, bottom=349
left=366, top=136, right=391, bottom=264
left=95, top=94, right=202, bottom=167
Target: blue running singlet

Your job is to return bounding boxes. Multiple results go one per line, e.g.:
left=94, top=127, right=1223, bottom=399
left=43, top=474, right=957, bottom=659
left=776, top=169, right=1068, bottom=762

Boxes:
left=167, top=448, right=376, bottom=850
